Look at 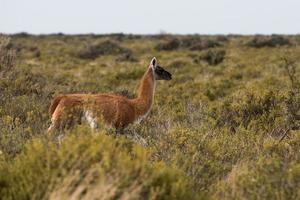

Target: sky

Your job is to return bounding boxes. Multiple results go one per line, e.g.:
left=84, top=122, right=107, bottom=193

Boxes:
left=1, top=0, right=300, bottom=35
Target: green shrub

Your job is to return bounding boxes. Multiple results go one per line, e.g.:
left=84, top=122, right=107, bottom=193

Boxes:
left=216, top=35, right=229, bottom=42
left=0, top=129, right=198, bottom=200
left=247, top=36, right=291, bottom=48
left=214, top=90, right=282, bottom=132
left=0, top=36, right=15, bottom=76
left=116, top=52, right=137, bottom=62
left=189, top=40, right=222, bottom=51
left=0, top=36, right=50, bottom=157
left=76, top=40, right=131, bottom=59
left=180, top=36, right=223, bottom=51
left=155, top=38, right=181, bottom=51
left=199, top=49, right=226, bottom=65
left=11, top=32, right=31, bottom=38
left=214, top=134, right=300, bottom=200
left=154, top=36, right=223, bottom=52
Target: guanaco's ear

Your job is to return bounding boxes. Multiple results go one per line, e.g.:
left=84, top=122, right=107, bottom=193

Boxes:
left=150, top=57, right=157, bottom=69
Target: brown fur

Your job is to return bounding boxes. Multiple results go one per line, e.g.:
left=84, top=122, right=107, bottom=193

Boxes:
left=48, top=67, right=156, bottom=133
left=48, top=95, right=65, bottom=116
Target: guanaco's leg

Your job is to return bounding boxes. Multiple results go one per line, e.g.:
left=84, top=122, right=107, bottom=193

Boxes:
left=47, top=104, right=66, bottom=135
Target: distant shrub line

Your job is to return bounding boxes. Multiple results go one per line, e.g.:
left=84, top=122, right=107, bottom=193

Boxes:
left=155, top=37, right=225, bottom=52
left=75, top=40, right=131, bottom=59
left=246, top=35, right=291, bottom=48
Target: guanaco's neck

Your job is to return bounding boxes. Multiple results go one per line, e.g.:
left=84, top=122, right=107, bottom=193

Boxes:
left=134, top=67, right=156, bottom=116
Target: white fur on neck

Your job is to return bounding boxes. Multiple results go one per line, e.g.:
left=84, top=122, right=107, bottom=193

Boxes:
left=150, top=65, right=157, bottom=82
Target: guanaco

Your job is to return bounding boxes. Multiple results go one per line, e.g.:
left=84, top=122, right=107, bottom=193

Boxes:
left=47, top=57, right=172, bottom=133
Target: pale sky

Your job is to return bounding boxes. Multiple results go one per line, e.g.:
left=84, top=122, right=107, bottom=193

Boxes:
left=1, top=0, right=300, bottom=34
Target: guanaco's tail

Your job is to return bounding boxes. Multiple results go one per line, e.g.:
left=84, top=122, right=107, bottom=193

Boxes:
left=49, top=95, right=64, bottom=117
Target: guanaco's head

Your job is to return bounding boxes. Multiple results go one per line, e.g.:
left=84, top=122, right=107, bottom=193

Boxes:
left=150, top=57, right=172, bottom=81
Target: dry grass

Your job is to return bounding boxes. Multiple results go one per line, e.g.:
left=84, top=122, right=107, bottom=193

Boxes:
left=0, top=34, right=299, bottom=200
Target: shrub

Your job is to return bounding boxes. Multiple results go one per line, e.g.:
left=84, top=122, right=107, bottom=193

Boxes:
left=155, top=38, right=181, bottom=51
left=284, top=90, right=300, bottom=132
left=247, top=35, right=291, bottom=48
left=155, top=36, right=223, bottom=51
left=180, top=36, right=201, bottom=48
left=167, top=60, right=187, bottom=69
left=28, top=46, right=41, bottom=58
left=215, top=143, right=300, bottom=200
left=0, top=36, right=15, bottom=76
left=189, top=40, right=222, bottom=51
left=115, top=52, right=137, bottom=62
left=199, top=49, right=226, bottom=65
left=214, top=90, right=281, bottom=132
left=11, top=32, right=31, bottom=38
left=180, top=36, right=223, bottom=51
left=0, top=130, right=198, bottom=200
left=76, top=40, right=131, bottom=59
left=0, top=36, right=50, bottom=157
left=216, top=35, right=229, bottom=42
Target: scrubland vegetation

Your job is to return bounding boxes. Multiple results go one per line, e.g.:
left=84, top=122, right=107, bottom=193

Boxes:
left=0, top=33, right=300, bottom=199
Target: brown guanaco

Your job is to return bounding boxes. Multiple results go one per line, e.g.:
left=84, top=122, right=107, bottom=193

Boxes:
left=47, top=57, right=172, bottom=133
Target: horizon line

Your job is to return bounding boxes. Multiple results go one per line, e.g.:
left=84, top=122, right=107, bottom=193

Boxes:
left=2, top=31, right=300, bottom=36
